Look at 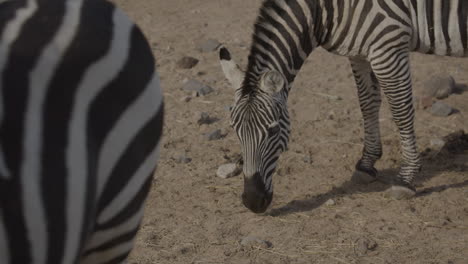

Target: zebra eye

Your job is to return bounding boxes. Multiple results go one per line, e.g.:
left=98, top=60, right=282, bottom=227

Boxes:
left=267, top=123, right=280, bottom=137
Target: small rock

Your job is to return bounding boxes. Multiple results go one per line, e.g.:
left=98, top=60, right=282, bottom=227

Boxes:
left=176, top=56, right=199, bottom=69
left=430, top=101, right=454, bottom=117
left=240, top=236, right=272, bottom=249
left=325, top=199, right=336, bottom=206
left=216, top=163, right=241, bottom=179
left=180, top=96, right=192, bottom=102
left=327, top=110, right=336, bottom=120
left=423, top=75, right=455, bottom=99
left=183, top=79, right=214, bottom=96
left=354, top=237, right=378, bottom=256
left=224, top=153, right=243, bottom=164
left=420, top=95, right=433, bottom=109
left=174, top=154, right=192, bottom=164
left=303, top=155, right=312, bottom=164
left=198, top=38, right=221, bottom=53
left=204, top=129, right=223, bottom=141
left=197, top=112, right=218, bottom=125
left=324, top=94, right=342, bottom=101
left=430, top=138, right=446, bottom=150
left=224, top=105, right=233, bottom=112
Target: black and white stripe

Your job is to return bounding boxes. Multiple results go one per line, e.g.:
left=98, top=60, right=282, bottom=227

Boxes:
left=0, top=0, right=163, bottom=263
left=220, top=0, right=467, bottom=213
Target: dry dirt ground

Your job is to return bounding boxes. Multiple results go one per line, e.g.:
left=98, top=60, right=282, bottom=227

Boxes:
left=112, top=0, right=468, bottom=263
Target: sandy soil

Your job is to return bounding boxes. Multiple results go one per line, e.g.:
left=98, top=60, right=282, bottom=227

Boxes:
left=111, top=0, right=468, bottom=263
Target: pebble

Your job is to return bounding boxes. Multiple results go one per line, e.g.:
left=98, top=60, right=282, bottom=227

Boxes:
left=174, top=154, right=192, bottom=164
left=303, top=155, right=312, bottom=164
left=354, top=237, right=378, bottom=256
left=430, top=138, right=446, bottom=151
left=180, top=96, right=192, bottom=102
left=240, top=236, right=272, bottom=249
left=420, top=95, right=433, bottom=109
left=197, top=112, right=218, bottom=125
left=176, top=56, right=199, bottom=69
left=325, top=199, right=336, bottom=206
left=182, top=79, right=213, bottom=96
left=216, top=163, right=241, bottom=179
left=423, top=75, right=455, bottom=99
left=204, top=129, right=223, bottom=141
left=430, top=101, right=455, bottom=117
left=198, top=38, right=221, bottom=53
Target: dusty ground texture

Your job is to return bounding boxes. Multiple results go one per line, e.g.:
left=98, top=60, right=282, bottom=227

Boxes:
left=111, top=0, right=468, bottom=263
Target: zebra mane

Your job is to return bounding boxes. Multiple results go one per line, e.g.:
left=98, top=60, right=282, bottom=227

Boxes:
left=242, top=0, right=319, bottom=97
left=241, top=0, right=285, bottom=96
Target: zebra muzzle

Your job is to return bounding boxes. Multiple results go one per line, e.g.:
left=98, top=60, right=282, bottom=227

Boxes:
left=242, top=173, right=273, bottom=213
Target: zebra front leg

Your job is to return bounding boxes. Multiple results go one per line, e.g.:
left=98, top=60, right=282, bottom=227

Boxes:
left=370, top=51, right=421, bottom=199
left=349, top=57, right=382, bottom=184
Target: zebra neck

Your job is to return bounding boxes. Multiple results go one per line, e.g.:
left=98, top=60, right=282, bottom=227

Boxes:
left=243, top=0, right=324, bottom=94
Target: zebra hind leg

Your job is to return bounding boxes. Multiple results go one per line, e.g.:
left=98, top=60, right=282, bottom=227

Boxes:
left=349, top=57, right=382, bottom=184
left=370, top=51, right=421, bottom=199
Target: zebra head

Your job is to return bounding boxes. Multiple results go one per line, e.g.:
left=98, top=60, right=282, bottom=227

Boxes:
left=219, top=47, right=290, bottom=213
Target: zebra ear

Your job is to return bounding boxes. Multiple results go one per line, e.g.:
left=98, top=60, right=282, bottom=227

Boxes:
left=219, top=46, right=244, bottom=89
left=259, top=70, right=285, bottom=95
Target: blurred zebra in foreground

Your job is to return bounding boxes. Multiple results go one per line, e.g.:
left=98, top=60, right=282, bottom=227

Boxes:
left=220, top=0, right=467, bottom=213
left=0, top=0, right=163, bottom=263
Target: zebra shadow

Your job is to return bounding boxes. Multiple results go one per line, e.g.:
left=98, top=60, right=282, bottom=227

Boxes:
left=268, top=130, right=468, bottom=217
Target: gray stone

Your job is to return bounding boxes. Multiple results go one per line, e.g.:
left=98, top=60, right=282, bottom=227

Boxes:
left=325, top=199, right=336, bottom=206
left=216, top=163, right=241, bottom=179
left=182, top=79, right=213, bottom=96
left=385, top=185, right=416, bottom=199
left=240, top=236, right=272, bottom=249
left=176, top=56, right=199, bottom=69
left=420, top=95, right=433, bottom=109
left=354, top=237, right=377, bottom=256
left=180, top=96, right=192, bottom=102
left=430, top=101, right=454, bottom=117
left=197, top=112, right=218, bottom=125
left=430, top=138, right=446, bottom=150
left=204, top=129, right=223, bottom=141
left=424, top=75, right=455, bottom=99
left=198, top=39, right=221, bottom=53
left=174, top=154, right=192, bottom=164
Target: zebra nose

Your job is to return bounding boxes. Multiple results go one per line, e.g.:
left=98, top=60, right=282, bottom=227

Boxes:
left=242, top=173, right=273, bottom=213
left=242, top=191, right=273, bottom=213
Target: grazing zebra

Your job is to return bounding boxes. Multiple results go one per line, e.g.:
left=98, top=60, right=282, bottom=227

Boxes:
left=220, top=0, right=468, bottom=213
left=0, top=0, right=163, bottom=263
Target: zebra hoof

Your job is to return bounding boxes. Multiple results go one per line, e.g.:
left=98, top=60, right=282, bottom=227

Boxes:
left=384, top=185, right=416, bottom=200
left=351, top=170, right=377, bottom=184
